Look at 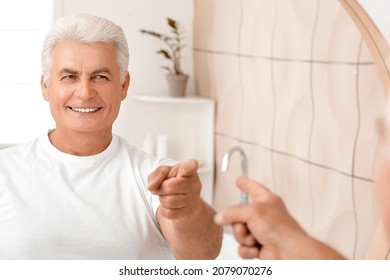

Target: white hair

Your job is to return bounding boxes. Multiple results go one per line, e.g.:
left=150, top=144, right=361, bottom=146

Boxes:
left=41, top=13, right=129, bottom=82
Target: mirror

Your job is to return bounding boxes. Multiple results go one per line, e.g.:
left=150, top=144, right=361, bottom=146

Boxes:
left=193, top=0, right=390, bottom=260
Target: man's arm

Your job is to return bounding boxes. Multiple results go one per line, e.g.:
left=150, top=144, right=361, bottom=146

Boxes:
left=148, top=159, right=223, bottom=259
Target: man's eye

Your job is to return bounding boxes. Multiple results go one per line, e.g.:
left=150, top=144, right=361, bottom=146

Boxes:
left=61, top=75, right=77, bottom=81
left=92, top=75, right=109, bottom=82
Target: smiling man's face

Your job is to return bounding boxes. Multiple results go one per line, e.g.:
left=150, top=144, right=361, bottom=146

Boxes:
left=41, top=41, right=129, bottom=137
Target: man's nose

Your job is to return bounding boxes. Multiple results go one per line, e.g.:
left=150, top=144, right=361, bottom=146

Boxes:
left=75, top=78, right=96, bottom=100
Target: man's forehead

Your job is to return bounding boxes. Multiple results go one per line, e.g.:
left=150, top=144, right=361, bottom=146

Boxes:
left=51, top=41, right=117, bottom=59
left=49, top=41, right=119, bottom=76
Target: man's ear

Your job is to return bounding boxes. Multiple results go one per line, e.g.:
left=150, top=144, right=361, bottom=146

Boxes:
left=41, top=75, right=49, bottom=101
left=121, top=72, right=130, bottom=101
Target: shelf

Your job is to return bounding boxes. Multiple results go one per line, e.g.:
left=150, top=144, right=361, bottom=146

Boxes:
left=130, top=95, right=214, bottom=105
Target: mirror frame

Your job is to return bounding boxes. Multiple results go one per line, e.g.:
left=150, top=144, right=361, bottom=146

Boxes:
left=339, top=0, right=390, bottom=95
left=339, top=0, right=390, bottom=259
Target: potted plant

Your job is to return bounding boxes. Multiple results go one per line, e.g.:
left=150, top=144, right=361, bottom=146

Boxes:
left=140, top=17, right=188, bottom=97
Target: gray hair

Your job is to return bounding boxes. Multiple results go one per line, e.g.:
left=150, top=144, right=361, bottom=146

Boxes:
left=41, top=13, right=129, bottom=83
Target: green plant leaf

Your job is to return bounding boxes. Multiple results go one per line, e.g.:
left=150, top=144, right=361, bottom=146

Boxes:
left=167, top=18, right=177, bottom=30
left=140, top=17, right=186, bottom=75
left=157, top=49, right=172, bottom=60
left=140, top=29, right=162, bottom=39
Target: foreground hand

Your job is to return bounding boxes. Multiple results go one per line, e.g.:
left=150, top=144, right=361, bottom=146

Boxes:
left=214, top=176, right=308, bottom=259
left=148, top=159, right=202, bottom=220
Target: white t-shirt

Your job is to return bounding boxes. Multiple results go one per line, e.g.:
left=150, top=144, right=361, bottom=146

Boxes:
left=0, top=133, right=176, bottom=259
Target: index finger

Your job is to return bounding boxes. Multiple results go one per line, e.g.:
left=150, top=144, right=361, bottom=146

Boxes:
left=177, top=159, right=199, bottom=178
left=161, top=159, right=199, bottom=179
left=235, top=176, right=271, bottom=201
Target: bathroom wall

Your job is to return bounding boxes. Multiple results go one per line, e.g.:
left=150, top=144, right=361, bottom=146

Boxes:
left=193, top=0, right=386, bottom=259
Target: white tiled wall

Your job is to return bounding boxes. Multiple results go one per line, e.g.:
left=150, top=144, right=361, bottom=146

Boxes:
left=194, top=0, right=386, bottom=259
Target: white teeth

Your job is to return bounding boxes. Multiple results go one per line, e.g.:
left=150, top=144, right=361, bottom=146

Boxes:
left=71, top=107, right=100, bottom=113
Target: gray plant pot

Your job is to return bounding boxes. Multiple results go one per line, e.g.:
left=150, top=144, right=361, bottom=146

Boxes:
left=166, top=74, right=189, bottom=97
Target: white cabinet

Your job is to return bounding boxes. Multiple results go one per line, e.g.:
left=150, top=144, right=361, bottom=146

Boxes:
left=123, top=95, right=215, bottom=204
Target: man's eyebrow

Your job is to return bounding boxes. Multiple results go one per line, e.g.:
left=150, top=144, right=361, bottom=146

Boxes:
left=57, top=68, right=113, bottom=77
left=90, top=68, right=112, bottom=76
left=58, top=68, right=79, bottom=76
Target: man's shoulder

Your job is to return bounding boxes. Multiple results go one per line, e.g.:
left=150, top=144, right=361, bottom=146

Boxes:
left=114, top=134, right=144, bottom=156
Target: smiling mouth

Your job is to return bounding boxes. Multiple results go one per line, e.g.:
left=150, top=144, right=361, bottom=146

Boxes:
left=68, top=107, right=102, bottom=113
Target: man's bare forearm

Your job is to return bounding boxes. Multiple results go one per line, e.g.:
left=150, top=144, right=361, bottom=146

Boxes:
left=159, top=199, right=223, bottom=260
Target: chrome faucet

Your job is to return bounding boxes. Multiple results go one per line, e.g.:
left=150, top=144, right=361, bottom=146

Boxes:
left=221, top=146, right=249, bottom=204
